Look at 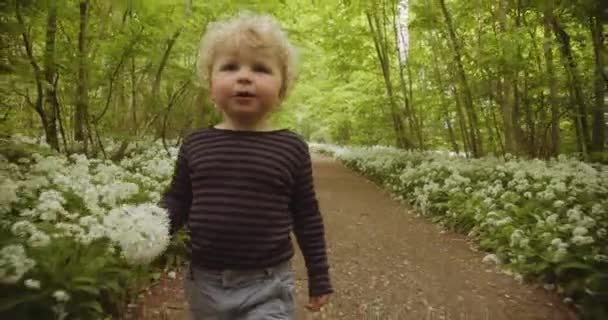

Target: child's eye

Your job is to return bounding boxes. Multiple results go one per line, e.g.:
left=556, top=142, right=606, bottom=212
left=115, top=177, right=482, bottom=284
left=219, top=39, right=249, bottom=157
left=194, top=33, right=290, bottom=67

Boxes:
left=220, top=63, right=238, bottom=71
left=253, top=64, right=272, bottom=74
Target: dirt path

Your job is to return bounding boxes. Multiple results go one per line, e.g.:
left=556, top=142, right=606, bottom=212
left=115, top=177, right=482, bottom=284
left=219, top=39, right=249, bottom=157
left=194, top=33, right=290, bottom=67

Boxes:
left=131, top=155, right=578, bottom=320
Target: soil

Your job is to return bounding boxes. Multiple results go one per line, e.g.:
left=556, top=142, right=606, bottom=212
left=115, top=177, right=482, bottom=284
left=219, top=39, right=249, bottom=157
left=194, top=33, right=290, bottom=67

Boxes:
left=126, top=155, right=579, bottom=320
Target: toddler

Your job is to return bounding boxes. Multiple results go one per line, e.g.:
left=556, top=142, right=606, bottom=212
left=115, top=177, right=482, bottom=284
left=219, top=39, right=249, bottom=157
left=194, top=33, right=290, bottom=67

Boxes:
left=161, top=11, right=333, bottom=320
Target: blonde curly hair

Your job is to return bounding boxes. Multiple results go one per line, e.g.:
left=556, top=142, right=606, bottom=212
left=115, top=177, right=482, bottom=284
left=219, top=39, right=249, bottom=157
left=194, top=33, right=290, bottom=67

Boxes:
left=197, top=12, right=299, bottom=99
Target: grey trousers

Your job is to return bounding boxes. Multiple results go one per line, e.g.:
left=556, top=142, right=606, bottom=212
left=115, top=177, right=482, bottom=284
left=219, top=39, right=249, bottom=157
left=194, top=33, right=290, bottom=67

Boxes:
left=183, top=261, right=295, bottom=320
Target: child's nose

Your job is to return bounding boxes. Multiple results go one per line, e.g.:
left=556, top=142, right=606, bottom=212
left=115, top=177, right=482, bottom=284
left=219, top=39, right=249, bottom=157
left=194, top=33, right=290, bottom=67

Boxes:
left=236, top=69, right=252, bottom=84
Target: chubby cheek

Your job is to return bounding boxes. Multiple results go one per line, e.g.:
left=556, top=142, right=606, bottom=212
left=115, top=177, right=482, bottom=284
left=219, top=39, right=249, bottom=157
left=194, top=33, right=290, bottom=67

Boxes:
left=261, top=79, right=283, bottom=100
left=210, top=82, right=231, bottom=104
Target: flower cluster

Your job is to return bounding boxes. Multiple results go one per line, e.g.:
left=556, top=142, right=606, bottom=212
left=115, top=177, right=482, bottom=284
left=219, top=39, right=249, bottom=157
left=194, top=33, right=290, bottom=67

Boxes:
left=312, top=143, right=608, bottom=314
left=1, top=136, right=177, bottom=287
left=0, top=244, right=36, bottom=284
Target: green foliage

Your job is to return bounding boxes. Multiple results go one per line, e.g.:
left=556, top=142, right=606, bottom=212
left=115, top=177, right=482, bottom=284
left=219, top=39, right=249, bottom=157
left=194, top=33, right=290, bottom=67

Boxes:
left=0, top=137, right=186, bottom=319
left=4, top=0, right=604, bottom=157
left=314, top=143, right=608, bottom=319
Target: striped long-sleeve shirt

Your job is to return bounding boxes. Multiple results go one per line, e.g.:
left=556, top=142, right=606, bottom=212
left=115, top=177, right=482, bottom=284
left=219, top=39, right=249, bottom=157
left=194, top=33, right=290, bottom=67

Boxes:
left=160, top=127, right=333, bottom=296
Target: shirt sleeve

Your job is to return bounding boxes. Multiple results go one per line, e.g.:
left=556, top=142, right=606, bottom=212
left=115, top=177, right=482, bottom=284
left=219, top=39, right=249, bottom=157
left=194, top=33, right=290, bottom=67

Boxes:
left=159, top=140, right=192, bottom=236
left=290, top=142, right=333, bottom=297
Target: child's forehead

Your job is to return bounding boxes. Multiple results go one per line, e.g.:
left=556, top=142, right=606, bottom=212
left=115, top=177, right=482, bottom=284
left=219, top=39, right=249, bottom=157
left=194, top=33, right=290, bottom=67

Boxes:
left=214, top=42, right=280, bottom=63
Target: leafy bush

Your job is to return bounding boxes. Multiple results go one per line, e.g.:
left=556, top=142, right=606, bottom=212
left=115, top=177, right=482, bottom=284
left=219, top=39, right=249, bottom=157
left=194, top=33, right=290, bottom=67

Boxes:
left=312, top=143, right=608, bottom=319
left=0, top=136, right=186, bottom=319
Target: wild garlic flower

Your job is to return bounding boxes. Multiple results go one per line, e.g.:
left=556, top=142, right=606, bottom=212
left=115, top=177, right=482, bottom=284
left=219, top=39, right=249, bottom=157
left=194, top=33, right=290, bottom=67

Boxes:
left=24, top=278, right=41, bottom=289
left=0, top=244, right=36, bottom=284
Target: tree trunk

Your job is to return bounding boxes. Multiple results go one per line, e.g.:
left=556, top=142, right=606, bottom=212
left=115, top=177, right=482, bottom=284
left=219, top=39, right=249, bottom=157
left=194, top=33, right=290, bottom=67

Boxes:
left=15, top=1, right=47, bottom=141
left=590, top=12, right=605, bottom=154
left=407, top=62, right=424, bottom=149
left=432, top=56, right=460, bottom=154
left=496, top=0, right=519, bottom=156
left=153, top=28, right=182, bottom=137
left=162, top=81, right=190, bottom=155
left=42, top=1, right=60, bottom=151
left=391, top=1, right=422, bottom=149
left=551, top=18, right=591, bottom=159
left=543, top=2, right=560, bottom=157
left=454, top=87, right=471, bottom=156
left=438, top=0, right=482, bottom=157
left=392, top=6, right=416, bottom=148
left=490, top=101, right=505, bottom=155
left=521, top=72, right=536, bottom=156
left=193, top=87, right=208, bottom=128
left=75, top=0, right=90, bottom=153
left=366, top=10, right=412, bottom=149
left=131, top=56, right=137, bottom=134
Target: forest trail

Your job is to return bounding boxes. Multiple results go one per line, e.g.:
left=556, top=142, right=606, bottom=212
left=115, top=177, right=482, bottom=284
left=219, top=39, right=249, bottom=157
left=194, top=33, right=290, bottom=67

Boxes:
left=130, top=155, right=578, bottom=320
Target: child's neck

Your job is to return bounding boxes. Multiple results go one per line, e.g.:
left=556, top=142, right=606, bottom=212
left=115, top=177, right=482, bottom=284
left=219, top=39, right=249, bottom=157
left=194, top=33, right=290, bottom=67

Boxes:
left=215, top=118, right=274, bottom=132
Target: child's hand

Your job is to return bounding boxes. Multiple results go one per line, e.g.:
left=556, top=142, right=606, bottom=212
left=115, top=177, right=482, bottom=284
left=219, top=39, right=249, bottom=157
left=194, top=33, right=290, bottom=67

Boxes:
left=305, top=294, right=331, bottom=312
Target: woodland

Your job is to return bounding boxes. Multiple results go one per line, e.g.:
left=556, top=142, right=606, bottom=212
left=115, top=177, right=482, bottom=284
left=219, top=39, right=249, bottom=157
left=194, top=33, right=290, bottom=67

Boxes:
left=1, top=0, right=607, bottom=319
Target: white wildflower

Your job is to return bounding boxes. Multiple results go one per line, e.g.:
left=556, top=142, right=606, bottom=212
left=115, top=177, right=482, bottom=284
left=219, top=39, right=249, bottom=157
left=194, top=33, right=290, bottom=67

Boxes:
left=0, top=178, right=19, bottom=209
left=495, top=217, right=512, bottom=227
left=103, top=203, right=170, bottom=264
left=541, top=232, right=552, bottom=239
left=551, top=238, right=568, bottom=249
left=0, top=244, right=36, bottom=284
left=53, top=290, right=70, bottom=302
left=35, top=190, right=68, bottom=222
left=19, top=175, right=50, bottom=194
left=55, top=223, right=85, bottom=239
left=11, top=221, right=37, bottom=237
left=553, top=200, right=565, bottom=208
left=482, top=254, right=500, bottom=265
left=510, top=229, right=525, bottom=247
left=557, top=223, right=573, bottom=232
left=553, top=247, right=568, bottom=261
left=572, top=226, right=588, bottom=237
left=514, top=274, right=523, bottom=283
left=546, top=214, right=559, bottom=225
left=539, top=190, right=555, bottom=201
left=566, top=207, right=582, bottom=222
left=24, top=278, right=41, bottom=289
left=579, top=216, right=596, bottom=229
left=28, top=231, right=51, bottom=247
left=80, top=223, right=106, bottom=245
left=31, top=156, right=66, bottom=173
left=552, top=182, right=567, bottom=193
left=148, top=191, right=161, bottom=202
left=591, top=204, right=604, bottom=215
left=571, top=236, right=594, bottom=246
left=594, top=255, right=608, bottom=263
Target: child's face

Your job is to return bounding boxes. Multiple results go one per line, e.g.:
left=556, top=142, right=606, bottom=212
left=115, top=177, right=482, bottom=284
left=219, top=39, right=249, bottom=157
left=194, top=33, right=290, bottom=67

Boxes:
left=209, top=46, right=283, bottom=123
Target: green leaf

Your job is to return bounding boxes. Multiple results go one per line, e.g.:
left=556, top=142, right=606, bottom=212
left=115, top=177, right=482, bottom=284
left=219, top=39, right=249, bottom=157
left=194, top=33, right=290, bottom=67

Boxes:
left=103, top=280, right=122, bottom=294
left=72, top=276, right=98, bottom=285
left=82, top=301, right=103, bottom=313
left=73, top=285, right=100, bottom=296
left=555, top=261, right=595, bottom=276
